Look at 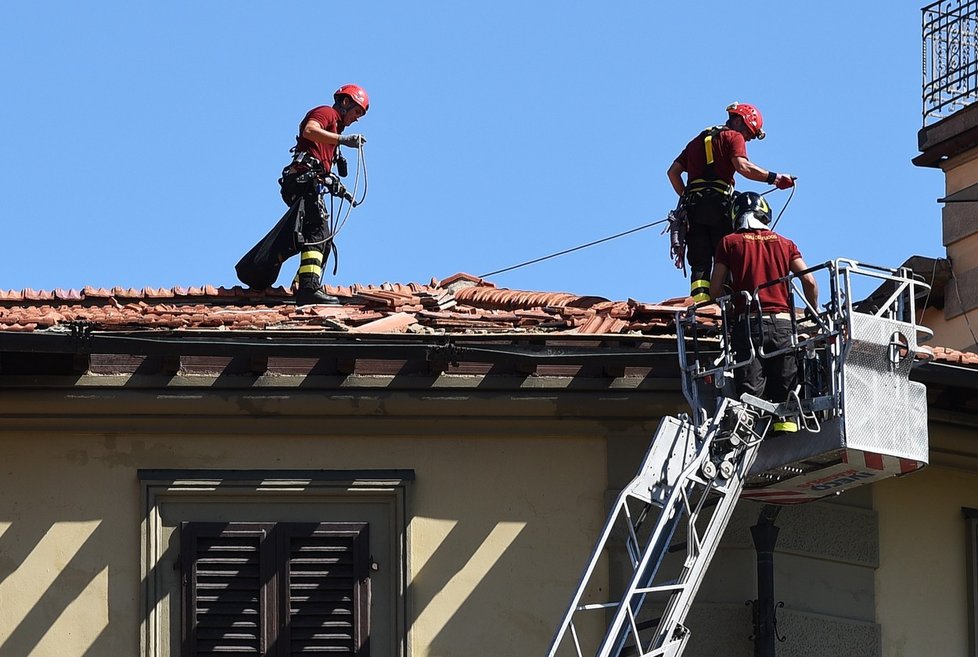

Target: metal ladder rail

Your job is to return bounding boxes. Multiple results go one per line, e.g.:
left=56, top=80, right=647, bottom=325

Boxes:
left=600, top=424, right=726, bottom=657
left=641, top=412, right=770, bottom=657
left=608, top=403, right=769, bottom=657
left=545, top=418, right=698, bottom=657
left=546, top=399, right=768, bottom=657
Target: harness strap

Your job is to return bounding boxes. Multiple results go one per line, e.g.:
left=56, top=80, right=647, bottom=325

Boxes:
left=686, top=178, right=732, bottom=195
left=681, top=125, right=734, bottom=198
left=701, top=125, right=724, bottom=180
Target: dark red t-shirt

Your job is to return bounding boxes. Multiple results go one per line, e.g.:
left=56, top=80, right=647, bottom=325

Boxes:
left=293, top=105, right=341, bottom=172
left=714, top=230, right=802, bottom=313
left=674, top=127, right=748, bottom=185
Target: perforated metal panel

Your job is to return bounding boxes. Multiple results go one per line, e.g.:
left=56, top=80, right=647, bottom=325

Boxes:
left=841, top=313, right=929, bottom=463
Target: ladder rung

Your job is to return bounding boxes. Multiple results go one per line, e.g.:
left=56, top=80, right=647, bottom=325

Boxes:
left=577, top=602, right=619, bottom=611
left=636, top=583, right=684, bottom=594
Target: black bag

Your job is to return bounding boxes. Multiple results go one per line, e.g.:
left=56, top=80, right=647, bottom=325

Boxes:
left=234, top=198, right=305, bottom=289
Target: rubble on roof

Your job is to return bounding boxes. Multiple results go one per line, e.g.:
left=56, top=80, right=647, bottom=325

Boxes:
left=0, top=274, right=715, bottom=337
left=0, top=273, right=971, bottom=370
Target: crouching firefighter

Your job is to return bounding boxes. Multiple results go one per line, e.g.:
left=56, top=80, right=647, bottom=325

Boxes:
left=235, top=84, right=369, bottom=305
left=667, top=102, right=795, bottom=304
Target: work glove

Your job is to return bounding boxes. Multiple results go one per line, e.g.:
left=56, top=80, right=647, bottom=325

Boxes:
left=338, top=133, right=367, bottom=148
left=774, top=173, right=796, bottom=190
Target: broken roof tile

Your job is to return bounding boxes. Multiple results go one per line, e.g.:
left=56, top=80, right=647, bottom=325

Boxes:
left=351, top=312, right=419, bottom=334
left=568, top=315, right=630, bottom=334
left=440, top=272, right=487, bottom=287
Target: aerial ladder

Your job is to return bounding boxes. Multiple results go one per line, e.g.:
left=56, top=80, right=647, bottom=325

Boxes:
left=546, top=259, right=933, bottom=657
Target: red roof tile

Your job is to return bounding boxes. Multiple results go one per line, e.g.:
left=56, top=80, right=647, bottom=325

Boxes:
left=930, top=346, right=978, bottom=365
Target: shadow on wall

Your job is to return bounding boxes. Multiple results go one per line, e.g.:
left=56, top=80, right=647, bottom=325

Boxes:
left=0, top=517, right=123, bottom=657
left=408, top=511, right=602, bottom=655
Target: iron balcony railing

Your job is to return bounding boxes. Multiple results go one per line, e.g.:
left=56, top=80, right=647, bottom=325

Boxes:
left=923, top=0, right=978, bottom=124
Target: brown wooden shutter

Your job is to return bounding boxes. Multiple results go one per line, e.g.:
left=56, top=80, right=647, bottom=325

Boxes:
left=282, top=523, right=371, bottom=657
left=182, top=521, right=371, bottom=657
left=182, top=522, right=276, bottom=657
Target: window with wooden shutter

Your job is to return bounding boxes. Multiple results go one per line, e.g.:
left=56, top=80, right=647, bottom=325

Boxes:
left=181, top=521, right=370, bottom=657
left=282, top=523, right=370, bottom=657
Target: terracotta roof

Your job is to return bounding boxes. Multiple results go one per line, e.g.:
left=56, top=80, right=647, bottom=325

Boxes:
left=0, top=274, right=971, bottom=370
left=0, top=274, right=713, bottom=337
left=929, top=346, right=978, bottom=366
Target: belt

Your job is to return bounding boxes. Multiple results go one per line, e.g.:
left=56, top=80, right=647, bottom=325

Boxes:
left=735, top=312, right=792, bottom=321
left=686, top=178, right=733, bottom=194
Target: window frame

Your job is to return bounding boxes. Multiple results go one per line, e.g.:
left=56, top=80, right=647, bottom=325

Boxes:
left=140, top=470, right=411, bottom=657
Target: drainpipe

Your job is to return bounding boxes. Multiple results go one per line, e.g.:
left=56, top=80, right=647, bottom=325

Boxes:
left=749, top=504, right=783, bottom=657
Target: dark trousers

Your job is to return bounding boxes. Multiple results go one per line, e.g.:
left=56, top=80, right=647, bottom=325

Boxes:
left=280, top=174, right=331, bottom=254
left=731, top=316, right=797, bottom=403
left=234, top=170, right=333, bottom=289
left=684, top=193, right=732, bottom=285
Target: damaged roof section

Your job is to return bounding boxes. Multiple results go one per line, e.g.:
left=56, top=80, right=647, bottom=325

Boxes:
left=0, top=273, right=710, bottom=381
left=0, top=272, right=975, bottom=381
left=0, top=273, right=710, bottom=336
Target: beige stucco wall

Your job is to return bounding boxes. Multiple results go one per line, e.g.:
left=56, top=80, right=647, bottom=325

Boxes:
left=921, top=307, right=978, bottom=353
left=0, top=423, right=611, bottom=657
left=948, top=235, right=978, bottom=275
left=933, top=152, right=978, bottom=351
left=943, top=150, right=978, bottom=198
left=875, top=462, right=978, bottom=657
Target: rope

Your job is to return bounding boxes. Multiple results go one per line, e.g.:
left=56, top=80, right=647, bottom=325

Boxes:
left=331, top=142, right=367, bottom=238
left=479, top=218, right=670, bottom=278
left=766, top=181, right=796, bottom=231
left=298, top=143, right=367, bottom=250
left=478, top=183, right=792, bottom=279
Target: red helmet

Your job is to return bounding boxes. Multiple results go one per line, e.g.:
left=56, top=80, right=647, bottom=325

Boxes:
left=334, top=84, right=370, bottom=114
left=726, top=102, right=765, bottom=139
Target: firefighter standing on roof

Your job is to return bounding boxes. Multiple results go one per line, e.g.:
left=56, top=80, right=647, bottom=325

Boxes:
left=710, top=191, right=818, bottom=433
left=667, top=103, right=795, bottom=304
left=285, top=84, right=368, bottom=305
left=235, top=84, right=369, bottom=305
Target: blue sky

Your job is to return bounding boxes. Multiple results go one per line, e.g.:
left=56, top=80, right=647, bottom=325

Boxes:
left=0, top=2, right=945, bottom=303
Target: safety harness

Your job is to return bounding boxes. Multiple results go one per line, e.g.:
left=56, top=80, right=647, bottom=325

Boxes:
left=668, top=126, right=736, bottom=280
left=280, top=151, right=344, bottom=275
left=682, top=126, right=734, bottom=202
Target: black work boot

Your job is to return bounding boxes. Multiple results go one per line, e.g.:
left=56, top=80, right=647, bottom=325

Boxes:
left=295, top=273, right=339, bottom=305
left=295, top=287, right=340, bottom=305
